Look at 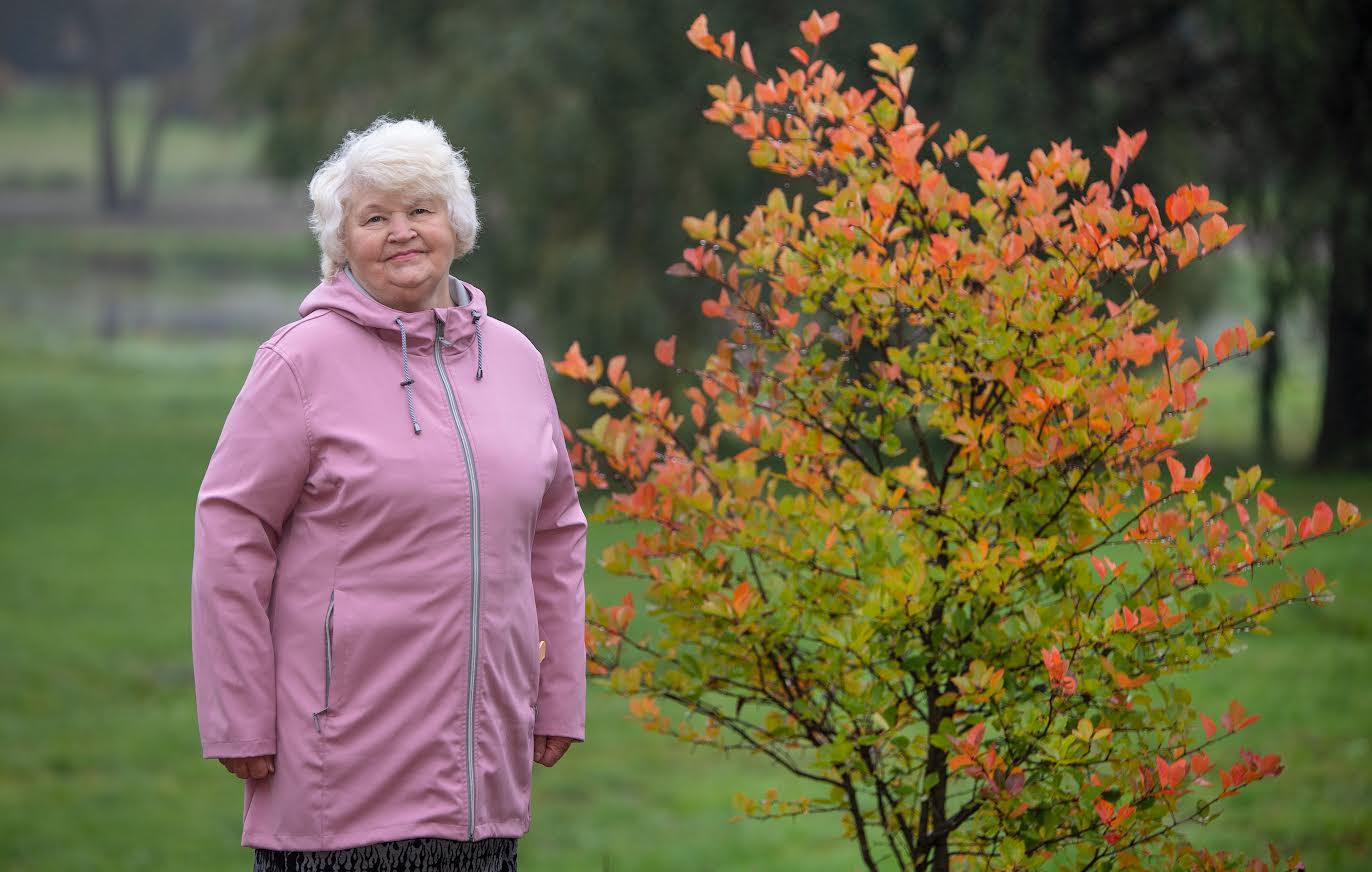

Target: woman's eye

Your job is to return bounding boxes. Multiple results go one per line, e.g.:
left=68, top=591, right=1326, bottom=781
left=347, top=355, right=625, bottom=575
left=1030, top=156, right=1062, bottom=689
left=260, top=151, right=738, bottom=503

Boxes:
left=365, top=215, right=383, bottom=224
left=412, top=207, right=431, bottom=215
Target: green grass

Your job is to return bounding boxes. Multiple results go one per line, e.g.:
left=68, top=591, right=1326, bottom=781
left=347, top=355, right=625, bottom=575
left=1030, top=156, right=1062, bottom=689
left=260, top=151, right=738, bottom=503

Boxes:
left=0, top=331, right=1366, bottom=871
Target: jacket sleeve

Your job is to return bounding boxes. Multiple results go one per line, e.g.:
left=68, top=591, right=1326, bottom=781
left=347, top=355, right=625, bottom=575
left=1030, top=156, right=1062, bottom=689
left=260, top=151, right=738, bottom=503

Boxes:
left=531, top=374, right=589, bottom=741
left=191, top=345, right=312, bottom=759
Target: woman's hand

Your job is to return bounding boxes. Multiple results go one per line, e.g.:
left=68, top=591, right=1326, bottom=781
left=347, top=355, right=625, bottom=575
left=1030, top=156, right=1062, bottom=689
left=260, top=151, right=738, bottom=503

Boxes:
left=219, top=755, right=275, bottom=780
left=533, top=735, right=573, bottom=768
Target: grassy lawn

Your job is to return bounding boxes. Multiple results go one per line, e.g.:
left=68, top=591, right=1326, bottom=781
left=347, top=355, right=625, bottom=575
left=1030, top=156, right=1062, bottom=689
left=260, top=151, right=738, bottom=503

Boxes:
left=0, top=329, right=1366, bottom=871
left=0, top=334, right=854, bottom=871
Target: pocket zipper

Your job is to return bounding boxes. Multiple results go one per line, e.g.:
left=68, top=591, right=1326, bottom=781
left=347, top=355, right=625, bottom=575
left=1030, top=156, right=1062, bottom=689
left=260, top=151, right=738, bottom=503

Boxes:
left=312, top=591, right=336, bottom=732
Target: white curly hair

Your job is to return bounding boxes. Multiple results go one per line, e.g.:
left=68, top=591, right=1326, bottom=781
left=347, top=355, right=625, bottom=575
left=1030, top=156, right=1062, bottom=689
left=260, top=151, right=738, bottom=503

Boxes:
left=307, top=116, right=480, bottom=279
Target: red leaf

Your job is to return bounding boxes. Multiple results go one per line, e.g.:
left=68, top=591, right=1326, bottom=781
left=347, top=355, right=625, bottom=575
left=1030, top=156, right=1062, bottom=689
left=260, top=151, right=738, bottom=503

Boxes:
left=1221, top=699, right=1259, bottom=733
left=1190, top=750, right=1212, bottom=776
left=1156, top=755, right=1187, bottom=790
left=964, top=721, right=986, bottom=749
left=655, top=335, right=677, bottom=366
left=1200, top=713, right=1217, bottom=739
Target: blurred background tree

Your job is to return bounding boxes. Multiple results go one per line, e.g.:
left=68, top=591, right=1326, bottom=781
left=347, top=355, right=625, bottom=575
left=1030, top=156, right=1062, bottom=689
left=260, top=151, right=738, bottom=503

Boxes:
left=228, top=0, right=1370, bottom=468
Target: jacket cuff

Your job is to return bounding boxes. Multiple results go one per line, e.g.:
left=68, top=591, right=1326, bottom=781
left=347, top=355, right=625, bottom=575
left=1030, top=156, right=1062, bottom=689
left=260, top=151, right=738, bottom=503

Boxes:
left=202, top=737, right=277, bottom=759
left=531, top=718, right=585, bottom=743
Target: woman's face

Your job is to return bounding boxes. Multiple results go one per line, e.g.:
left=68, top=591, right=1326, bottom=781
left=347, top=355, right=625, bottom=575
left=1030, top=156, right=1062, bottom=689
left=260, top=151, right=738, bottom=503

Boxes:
left=343, top=186, right=457, bottom=311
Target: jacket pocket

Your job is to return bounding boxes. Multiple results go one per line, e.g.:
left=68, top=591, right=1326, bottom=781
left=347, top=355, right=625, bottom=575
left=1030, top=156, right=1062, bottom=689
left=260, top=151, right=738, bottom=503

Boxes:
left=312, top=590, right=337, bottom=732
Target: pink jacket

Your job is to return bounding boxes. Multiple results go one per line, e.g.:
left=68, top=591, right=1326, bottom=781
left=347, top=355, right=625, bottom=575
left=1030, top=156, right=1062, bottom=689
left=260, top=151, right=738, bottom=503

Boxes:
left=191, top=270, right=587, bottom=850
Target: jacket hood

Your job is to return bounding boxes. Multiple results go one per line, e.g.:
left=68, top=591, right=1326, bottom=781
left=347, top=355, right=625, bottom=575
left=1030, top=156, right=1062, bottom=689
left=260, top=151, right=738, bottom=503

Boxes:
left=299, top=268, right=488, bottom=353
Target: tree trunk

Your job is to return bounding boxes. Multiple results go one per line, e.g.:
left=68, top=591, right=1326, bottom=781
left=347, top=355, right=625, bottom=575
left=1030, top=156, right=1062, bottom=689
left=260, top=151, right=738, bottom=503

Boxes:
left=1312, top=180, right=1372, bottom=470
left=1255, top=278, right=1283, bottom=465
left=74, top=0, right=123, bottom=213
left=1310, top=0, right=1372, bottom=470
left=128, top=77, right=172, bottom=213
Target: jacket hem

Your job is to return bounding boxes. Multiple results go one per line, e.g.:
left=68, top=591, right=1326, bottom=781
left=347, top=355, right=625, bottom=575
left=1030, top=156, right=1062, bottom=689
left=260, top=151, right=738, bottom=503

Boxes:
left=243, top=818, right=531, bottom=851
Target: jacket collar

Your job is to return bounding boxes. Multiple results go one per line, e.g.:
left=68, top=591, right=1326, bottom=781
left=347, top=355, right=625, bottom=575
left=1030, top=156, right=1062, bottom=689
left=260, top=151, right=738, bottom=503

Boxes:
left=298, top=268, right=487, bottom=352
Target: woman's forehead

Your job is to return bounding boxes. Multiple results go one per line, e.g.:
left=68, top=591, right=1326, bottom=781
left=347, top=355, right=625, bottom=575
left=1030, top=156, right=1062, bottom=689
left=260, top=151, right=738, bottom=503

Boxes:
left=349, top=187, right=442, bottom=211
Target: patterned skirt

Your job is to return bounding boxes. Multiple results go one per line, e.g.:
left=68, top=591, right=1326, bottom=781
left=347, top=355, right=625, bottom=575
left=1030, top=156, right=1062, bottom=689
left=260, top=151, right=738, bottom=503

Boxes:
left=252, top=837, right=518, bottom=872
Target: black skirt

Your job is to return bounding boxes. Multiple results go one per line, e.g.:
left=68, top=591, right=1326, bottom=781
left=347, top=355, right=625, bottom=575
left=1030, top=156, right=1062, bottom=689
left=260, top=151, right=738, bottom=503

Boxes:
left=252, top=837, right=518, bottom=872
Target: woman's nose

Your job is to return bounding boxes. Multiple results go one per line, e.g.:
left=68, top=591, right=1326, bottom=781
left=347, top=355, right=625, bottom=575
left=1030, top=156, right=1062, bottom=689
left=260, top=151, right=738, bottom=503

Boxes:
left=387, top=214, right=417, bottom=238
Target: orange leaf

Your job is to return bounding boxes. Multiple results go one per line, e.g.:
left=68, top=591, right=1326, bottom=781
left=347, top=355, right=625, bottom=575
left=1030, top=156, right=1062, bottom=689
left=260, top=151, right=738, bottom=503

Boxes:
left=687, top=14, right=717, bottom=55
left=720, top=30, right=736, bottom=60
left=629, top=694, right=661, bottom=720
left=732, top=581, right=754, bottom=616
left=1311, top=500, right=1333, bottom=536
left=1165, top=456, right=1187, bottom=493
left=1336, top=497, right=1362, bottom=527
left=552, top=341, right=589, bottom=379
left=1303, top=567, right=1326, bottom=594
left=967, top=146, right=1009, bottom=181
left=741, top=41, right=756, bottom=73
left=1165, top=191, right=1193, bottom=224
left=606, top=354, right=626, bottom=387
left=655, top=336, right=677, bottom=366
left=1199, top=214, right=1230, bottom=249
left=799, top=10, right=838, bottom=45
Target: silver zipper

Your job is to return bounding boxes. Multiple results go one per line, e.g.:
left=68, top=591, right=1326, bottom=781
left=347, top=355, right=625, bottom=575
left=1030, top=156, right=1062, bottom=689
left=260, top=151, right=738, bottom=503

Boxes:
left=312, top=590, right=336, bottom=732
left=433, top=318, right=482, bottom=840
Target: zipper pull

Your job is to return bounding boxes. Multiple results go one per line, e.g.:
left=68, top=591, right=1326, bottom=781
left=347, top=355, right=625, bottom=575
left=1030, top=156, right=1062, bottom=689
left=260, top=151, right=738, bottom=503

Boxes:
left=436, top=316, right=453, bottom=347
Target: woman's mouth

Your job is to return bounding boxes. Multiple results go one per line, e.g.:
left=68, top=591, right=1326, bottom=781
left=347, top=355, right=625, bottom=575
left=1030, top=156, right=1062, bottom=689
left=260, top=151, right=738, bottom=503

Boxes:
left=389, top=250, right=422, bottom=261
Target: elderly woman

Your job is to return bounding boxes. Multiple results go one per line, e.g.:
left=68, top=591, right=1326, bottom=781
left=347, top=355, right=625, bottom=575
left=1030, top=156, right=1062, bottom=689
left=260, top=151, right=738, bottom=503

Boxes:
left=191, top=117, right=587, bottom=872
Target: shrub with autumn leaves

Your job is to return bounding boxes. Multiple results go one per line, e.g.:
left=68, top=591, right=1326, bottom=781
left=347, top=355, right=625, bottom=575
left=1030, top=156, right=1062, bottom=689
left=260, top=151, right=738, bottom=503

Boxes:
left=554, top=11, right=1364, bottom=871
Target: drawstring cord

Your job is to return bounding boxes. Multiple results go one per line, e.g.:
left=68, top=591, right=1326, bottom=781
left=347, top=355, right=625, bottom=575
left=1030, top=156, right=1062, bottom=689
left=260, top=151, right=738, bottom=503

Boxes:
left=473, top=313, right=484, bottom=381
left=438, top=312, right=485, bottom=382
left=395, top=317, right=422, bottom=434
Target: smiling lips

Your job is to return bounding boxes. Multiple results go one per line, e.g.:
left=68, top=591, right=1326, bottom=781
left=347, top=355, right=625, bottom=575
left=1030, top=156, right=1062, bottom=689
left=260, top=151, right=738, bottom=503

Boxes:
left=388, top=249, right=424, bottom=261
